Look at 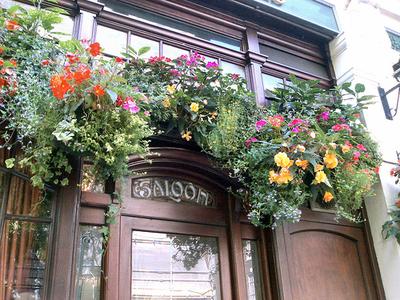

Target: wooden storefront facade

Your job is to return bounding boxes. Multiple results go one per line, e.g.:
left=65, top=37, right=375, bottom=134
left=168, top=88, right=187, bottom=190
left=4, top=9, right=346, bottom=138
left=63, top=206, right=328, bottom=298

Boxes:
left=0, top=0, right=386, bottom=299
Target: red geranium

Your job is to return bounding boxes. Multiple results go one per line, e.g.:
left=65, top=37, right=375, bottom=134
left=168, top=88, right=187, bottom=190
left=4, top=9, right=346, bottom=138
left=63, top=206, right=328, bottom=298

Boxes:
left=50, top=75, right=73, bottom=100
left=93, top=85, right=105, bottom=96
left=88, top=42, right=101, bottom=57
left=5, top=20, right=20, bottom=31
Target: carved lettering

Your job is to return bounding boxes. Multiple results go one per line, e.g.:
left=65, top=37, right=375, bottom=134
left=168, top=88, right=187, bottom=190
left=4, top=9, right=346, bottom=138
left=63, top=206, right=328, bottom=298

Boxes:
left=131, top=177, right=215, bottom=207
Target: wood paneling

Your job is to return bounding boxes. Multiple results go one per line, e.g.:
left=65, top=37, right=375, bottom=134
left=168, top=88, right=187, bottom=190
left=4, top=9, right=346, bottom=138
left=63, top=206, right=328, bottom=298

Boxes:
left=274, top=209, right=384, bottom=300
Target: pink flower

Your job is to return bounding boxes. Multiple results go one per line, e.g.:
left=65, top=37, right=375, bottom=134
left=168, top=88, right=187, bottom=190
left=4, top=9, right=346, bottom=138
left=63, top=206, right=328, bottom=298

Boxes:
left=353, top=151, right=361, bottom=161
left=268, top=115, right=284, bottom=127
left=144, top=111, right=151, bottom=116
left=206, top=61, right=219, bottom=69
left=123, top=99, right=140, bottom=114
left=169, top=69, right=180, bottom=77
left=231, top=74, right=240, bottom=80
left=292, top=126, right=301, bottom=133
left=288, top=118, right=304, bottom=127
left=338, top=117, right=346, bottom=123
left=332, top=123, right=351, bottom=132
left=245, top=137, right=258, bottom=148
left=356, top=144, right=367, bottom=151
left=255, top=119, right=267, bottom=131
left=317, top=111, right=330, bottom=122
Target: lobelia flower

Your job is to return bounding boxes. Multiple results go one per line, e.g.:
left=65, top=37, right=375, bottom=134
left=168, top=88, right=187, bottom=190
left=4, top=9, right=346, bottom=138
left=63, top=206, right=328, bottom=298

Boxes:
left=323, top=191, right=334, bottom=202
left=268, top=115, right=284, bottom=127
left=206, top=61, right=219, bottom=69
left=122, top=99, right=140, bottom=114
left=255, top=119, right=267, bottom=131
left=245, top=137, right=258, bottom=149
left=274, top=152, right=294, bottom=168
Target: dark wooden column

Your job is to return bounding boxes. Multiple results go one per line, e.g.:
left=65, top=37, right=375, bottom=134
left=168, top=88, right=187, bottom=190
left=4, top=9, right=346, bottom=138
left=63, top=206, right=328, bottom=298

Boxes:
left=244, top=27, right=268, bottom=106
left=50, top=157, right=82, bottom=299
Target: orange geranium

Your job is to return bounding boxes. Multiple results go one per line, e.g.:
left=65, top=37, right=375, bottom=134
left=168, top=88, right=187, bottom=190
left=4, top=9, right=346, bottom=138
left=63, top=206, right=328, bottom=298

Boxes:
left=73, top=65, right=91, bottom=84
left=50, top=75, right=72, bottom=100
left=93, top=85, right=105, bottom=96
left=88, top=42, right=101, bottom=57
left=5, top=20, right=20, bottom=31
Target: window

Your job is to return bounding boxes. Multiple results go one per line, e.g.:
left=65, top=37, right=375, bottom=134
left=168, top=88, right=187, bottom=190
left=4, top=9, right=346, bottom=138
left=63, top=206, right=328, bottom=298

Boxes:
left=242, top=240, right=263, bottom=300
left=0, top=165, right=56, bottom=300
left=387, top=30, right=400, bottom=52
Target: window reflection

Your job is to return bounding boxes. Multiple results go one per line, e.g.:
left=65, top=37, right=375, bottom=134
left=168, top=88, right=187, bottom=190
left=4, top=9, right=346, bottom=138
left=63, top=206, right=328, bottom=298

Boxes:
left=96, top=25, right=128, bottom=56
left=131, top=231, right=221, bottom=299
left=76, top=226, right=103, bottom=300
left=130, top=35, right=159, bottom=58
left=262, top=73, right=283, bottom=93
left=242, top=240, right=263, bottom=300
left=0, top=221, right=50, bottom=300
left=220, top=61, right=245, bottom=78
left=163, top=44, right=189, bottom=59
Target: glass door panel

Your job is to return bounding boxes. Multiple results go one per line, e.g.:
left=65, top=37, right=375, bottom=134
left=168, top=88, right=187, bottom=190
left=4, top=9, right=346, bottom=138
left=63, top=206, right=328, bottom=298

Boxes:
left=131, top=231, right=221, bottom=299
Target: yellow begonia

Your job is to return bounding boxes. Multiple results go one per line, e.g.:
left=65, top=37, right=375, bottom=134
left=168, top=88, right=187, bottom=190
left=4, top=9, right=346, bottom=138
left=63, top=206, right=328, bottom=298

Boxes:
left=324, top=152, right=338, bottom=169
left=341, top=144, right=351, bottom=153
left=274, top=152, right=293, bottom=168
left=162, top=98, right=171, bottom=108
left=269, top=168, right=293, bottom=185
left=190, top=102, right=199, bottom=112
left=314, top=164, right=324, bottom=172
left=295, top=159, right=309, bottom=170
left=314, top=171, right=327, bottom=184
left=323, top=191, right=334, bottom=202
left=167, top=85, right=176, bottom=94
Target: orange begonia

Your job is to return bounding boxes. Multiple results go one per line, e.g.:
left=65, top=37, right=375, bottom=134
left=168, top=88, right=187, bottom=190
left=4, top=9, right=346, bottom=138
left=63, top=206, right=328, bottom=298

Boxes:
left=50, top=75, right=72, bottom=100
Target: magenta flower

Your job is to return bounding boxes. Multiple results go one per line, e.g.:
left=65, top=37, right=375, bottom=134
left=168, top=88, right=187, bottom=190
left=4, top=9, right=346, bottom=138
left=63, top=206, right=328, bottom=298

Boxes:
left=169, top=69, right=180, bottom=77
left=231, top=74, right=240, bottom=80
left=206, top=61, right=219, bottom=69
left=338, top=117, right=346, bottom=123
left=353, top=151, right=361, bottom=161
left=292, top=126, right=301, bottom=133
left=332, top=123, right=351, bottom=132
left=255, top=119, right=267, bottom=131
left=317, top=111, right=330, bottom=122
left=123, top=99, right=140, bottom=114
left=245, top=137, right=258, bottom=148
left=288, top=118, right=304, bottom=127
left=356, top=144, right=367, bottom=151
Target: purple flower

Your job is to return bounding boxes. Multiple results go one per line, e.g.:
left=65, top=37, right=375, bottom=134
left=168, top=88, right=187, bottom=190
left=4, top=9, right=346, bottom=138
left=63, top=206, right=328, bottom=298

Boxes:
left=123, top=99, right=140, bottom=114
left=317, top=111, right=330, bottom=122
left=245, top=137, right=258, bottom=149
left=255, top=119, right=267, bottom=131
left=206, top=61, right=219, bottom=69
left=292, top=126, right=301, bottom=133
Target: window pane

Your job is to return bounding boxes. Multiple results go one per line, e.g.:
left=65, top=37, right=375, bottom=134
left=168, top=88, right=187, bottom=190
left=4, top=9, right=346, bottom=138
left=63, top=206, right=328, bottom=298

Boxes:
left=97, top=0, right=241, bottom=51
left=130, top=35, right=159, bottom=59
left=132, top=231, right=221, bottom=299
left=52, top=15, right=74, bottom=41
left=387, top=30, right=400, bottom=52
left=76, top=226, right=103, bottom=300
left=262, top=73, right=283, bottom=92
left=163, top=44, right=189, bottom=59
left=96, top=25, right=127, bottom=56
left=242, top=240, right=263, bottom=300
left=6, top=176, right=52, bottom=218
left=220, top=61, right=245, bottom=77
left=0, top=221, right=50, bottom=300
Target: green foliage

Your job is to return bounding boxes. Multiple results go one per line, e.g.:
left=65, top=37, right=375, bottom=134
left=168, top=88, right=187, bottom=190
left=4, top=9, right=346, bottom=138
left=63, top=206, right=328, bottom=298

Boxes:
left=382, top=207, right=400, bottom=244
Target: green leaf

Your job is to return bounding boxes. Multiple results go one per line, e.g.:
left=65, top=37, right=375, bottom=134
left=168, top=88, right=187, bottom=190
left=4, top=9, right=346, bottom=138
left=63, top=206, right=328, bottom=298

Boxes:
left=5, top=158, right=15, bottom=169
left=355, top=83, right=365, bottom=93
left=138, top=46, right=151, bottom=56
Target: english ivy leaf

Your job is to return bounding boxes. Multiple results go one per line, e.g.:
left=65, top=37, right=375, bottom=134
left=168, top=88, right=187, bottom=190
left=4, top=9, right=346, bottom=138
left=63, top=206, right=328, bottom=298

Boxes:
left=5, top=158, right=15, bottom=169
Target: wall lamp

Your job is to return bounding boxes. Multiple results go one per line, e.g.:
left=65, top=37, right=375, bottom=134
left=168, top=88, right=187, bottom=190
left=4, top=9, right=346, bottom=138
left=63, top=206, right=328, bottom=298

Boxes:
left=378, top=61, right=400, bottom=120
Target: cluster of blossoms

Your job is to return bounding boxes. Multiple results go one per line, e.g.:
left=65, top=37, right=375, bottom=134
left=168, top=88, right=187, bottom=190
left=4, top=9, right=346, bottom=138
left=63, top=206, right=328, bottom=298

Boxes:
left=246, top=106, right=380, bottom=210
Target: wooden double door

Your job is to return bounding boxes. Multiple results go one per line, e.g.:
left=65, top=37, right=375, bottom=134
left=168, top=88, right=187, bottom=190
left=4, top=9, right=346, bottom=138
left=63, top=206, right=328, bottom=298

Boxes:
left=102, top=148, right=384, bottom=300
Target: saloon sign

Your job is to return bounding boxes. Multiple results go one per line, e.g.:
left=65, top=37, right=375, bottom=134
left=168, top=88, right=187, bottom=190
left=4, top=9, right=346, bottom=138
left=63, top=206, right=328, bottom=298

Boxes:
left=132, top=177, right=215, bottom=207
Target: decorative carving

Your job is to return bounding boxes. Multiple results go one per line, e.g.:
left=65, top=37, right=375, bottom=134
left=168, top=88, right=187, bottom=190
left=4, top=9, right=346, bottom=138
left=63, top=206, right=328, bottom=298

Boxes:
left=131, top=177, right=215, bottom=207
